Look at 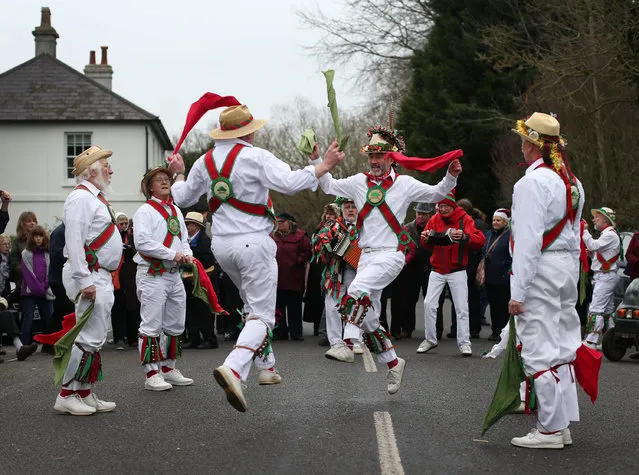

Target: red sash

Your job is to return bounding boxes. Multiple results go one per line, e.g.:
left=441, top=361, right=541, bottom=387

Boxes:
left=596, top=252, right=619, bottom=273
left=356, top=176, right=414, bottom=253
left=74, top=185, right=117, bottom=272
left=140, top=199, right=181, bottom=276
left=204, top=145, right=275, bottom=220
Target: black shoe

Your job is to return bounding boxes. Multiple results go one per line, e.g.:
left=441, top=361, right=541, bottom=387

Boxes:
left=446, top=332, right=456, bottom=339
left=290, top=335, right=304, bottom=341
left=317, top=338, right=330, bottom=347
left=185, top=340, right=202, bottom=350
left=17, top=343, right=38, bottom=361
left=41, top=344, right=55, bottom=354
left=196, top=340, right=217, bottom=350
left=470, top=334, right=480, bottom=340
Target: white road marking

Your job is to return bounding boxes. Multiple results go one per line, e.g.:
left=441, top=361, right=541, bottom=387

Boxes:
left=374, top=411, right=404, bottom=475
left=362, top=345, right=377, bottom=372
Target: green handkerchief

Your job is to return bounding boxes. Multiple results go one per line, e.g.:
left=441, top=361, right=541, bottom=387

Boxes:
left=297, top=128, right=317, bottom=155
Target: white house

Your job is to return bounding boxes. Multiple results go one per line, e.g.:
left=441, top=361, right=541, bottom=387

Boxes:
left=0, top=7, right=173, bottom=230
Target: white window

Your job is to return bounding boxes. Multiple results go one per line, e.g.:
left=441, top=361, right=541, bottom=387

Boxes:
left=65, top=133, right=92, bottom=179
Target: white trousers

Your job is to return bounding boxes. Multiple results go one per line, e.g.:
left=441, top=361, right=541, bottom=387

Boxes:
left=61, top=266, right=114, bottom=389
left=212, top=232, right=277, bottom=380
left=585, top=271, right=619, bottom=343
left=343, top=250, right=404, bottom=364
left=136, top=268, right=186, bottom=373
left=515, top=251, right=581, bottom=433
left=325, top=266, right=358, bottom=347
left=424, top=270, right=470, bottom=347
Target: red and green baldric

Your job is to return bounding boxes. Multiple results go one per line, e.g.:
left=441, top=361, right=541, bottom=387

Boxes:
left=205, top=144, right=275, bottom=221
left=140, top=200, right=182, bottom=276
left=356, top=176, right=414, bottom=253
left=510, top=163, right=580, bottom=255
left=75, top=184, right=117, bottom=272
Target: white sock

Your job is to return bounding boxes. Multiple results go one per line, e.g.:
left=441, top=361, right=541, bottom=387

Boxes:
left=13, top=337, right=23, bottom=351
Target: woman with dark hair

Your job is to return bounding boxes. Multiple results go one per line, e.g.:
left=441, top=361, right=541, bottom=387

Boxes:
left=20, top=225, right=52, bottom=344
left=9, top=211, right=38, bottom=293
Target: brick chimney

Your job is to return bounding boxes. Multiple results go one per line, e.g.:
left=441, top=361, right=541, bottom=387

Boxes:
left=32, top=7, right=59, bottom=57
left=83, top=46, right=114, bottom=90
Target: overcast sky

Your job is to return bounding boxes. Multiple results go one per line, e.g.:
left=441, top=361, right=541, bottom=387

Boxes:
left=1, top=0, right=360, bottom=141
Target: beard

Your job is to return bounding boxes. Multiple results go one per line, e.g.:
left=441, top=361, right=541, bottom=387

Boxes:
left=94, top=175, right=113, bottom=195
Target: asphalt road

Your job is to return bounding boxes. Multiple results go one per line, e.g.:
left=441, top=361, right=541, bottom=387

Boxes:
left=1, top=325, right=637, bottom=475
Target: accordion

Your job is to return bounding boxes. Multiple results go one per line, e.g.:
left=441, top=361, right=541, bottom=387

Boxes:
left=333, top=233, right=361, bottom=269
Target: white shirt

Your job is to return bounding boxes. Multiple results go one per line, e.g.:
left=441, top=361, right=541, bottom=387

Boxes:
left=583, top=226, right=621, bottom=273
left=171, top=138, right=319, bottom=236
left=133, top=196, right=192, bottom=269
left=510, top=158, right=586, bottom=302
left=318, top=169, right=457, bottom=249
left=63, top=180, right=123, bottom=290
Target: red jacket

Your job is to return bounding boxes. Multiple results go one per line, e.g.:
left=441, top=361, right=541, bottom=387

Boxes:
left=272, top=228, right=312, bottom=293
left=420, top=207, right=486, bottom=274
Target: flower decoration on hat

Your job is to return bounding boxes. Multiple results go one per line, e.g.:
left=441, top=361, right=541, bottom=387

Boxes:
left=361, top=126, right=406, bottom=154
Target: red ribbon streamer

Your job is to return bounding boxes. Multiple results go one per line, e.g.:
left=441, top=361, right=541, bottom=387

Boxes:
left=384, top=149, right=463, bottom=172
left=172, top=93, right=242, bottom=156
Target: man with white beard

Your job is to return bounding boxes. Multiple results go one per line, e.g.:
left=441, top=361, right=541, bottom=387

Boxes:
left=54, top=146, right=123, bottom=415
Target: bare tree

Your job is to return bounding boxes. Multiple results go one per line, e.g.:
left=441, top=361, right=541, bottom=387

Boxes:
left=482, top=0, right=639, bottom=228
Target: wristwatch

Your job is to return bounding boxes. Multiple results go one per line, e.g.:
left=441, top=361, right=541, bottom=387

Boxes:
left=172, top=172, right=185, bottom=180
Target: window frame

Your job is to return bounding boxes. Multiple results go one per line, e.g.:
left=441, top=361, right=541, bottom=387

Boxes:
left=64, top=132, right=93, bottom=183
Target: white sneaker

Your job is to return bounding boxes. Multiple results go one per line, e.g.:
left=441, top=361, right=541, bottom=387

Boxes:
left=512, top=401, right=526, bottom=414
left=511, top=429, right=564, bottom=449
left=54, top=394, right=96, bottom=416
left=82, top=393, right=116, bottom=413
left=214, top=365, right=247, bottom=412
left=161, top=368, right=194, bottom=386
left=387, top=358, right=406, bottom=394
left=353, top=344, right=364, bottom=355
left=258, top=368, right=282, bottom=385
left=562, top=428, right=572, bottom=446
left=325, top=344, right=355, bottom=363
left=416, top=340, right=437, bottom=353
left=145, top=373, right=172, bottom=391
left=460, top=344, right=472, bottom=357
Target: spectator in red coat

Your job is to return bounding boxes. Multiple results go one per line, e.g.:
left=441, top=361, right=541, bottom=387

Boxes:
left=416, top=190, right=486, bottom=356
left=272, top=212, right=312, bottom=340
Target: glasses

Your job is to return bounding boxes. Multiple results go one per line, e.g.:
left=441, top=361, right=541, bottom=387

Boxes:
left=151, top=178, right=171, bottom=184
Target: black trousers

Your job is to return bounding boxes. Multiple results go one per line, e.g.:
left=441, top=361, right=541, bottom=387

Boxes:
left=111, top=289, right=140, bottom=344
left=390, top=273, right=424, bottom=336
left=186, top=296, right=215, bottom=343
left=275, top=289, right=303, bottom=339
left=485, top=283, right=510, bottom=336
left=218, top=273, right=243, bottom=335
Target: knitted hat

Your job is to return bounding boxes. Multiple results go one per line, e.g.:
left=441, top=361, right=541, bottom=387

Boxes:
left=493, top=208, right=511, bottom=221
left=437, top=190, right=457, bottom=208
left=72, top=145, right=112, bottom=176
left=591, top=207, right=616, bottom=227
left=277, top=212, right=296, bottom=223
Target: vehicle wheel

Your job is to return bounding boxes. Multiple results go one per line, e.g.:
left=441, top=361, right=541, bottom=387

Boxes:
left=602, top=329, right=627, bottom=361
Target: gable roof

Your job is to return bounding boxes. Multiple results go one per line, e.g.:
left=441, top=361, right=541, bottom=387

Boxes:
left=0, top=54, right=172, bottom=149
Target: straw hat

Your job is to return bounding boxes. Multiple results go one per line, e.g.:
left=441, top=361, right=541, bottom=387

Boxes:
left=141, top=166, right=171, bottom=199
left=209, top=105, right=267, bottom=140
left=511, top=112, right=561, bottom=146
left=184, top=211, right=205, bottom=227
left=591, top=207, right=616, bottom=226
left=73, top=145, right=112, bottom=176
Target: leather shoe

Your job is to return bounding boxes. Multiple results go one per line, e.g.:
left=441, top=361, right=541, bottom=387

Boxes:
left=17, top=343, right=38, bottom=361
left=196, top=340, right=218, bottom=350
